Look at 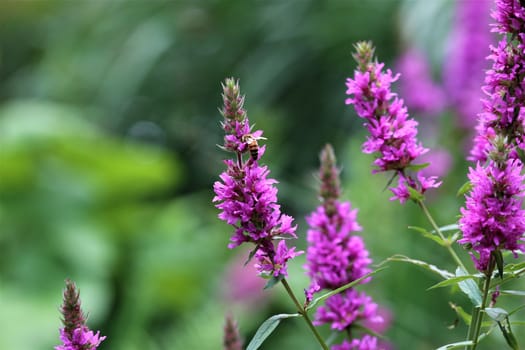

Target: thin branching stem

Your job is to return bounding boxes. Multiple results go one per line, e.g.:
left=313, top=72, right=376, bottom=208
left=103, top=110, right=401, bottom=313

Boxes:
left=417, top=199, right=468, bottom=272
left=281, top=278, right=330, bottom=350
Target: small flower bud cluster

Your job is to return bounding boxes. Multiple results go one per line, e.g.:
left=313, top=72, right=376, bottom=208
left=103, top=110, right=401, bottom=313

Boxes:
left=213, top=78, right=302, bottom=279
left=345, top=42, right=441, bottom=203
left=305, top=145, right=386, bottom=349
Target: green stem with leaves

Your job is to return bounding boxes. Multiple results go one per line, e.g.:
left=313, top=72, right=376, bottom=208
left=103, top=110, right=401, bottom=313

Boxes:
left=417, top=199, right=468, bottom=272
left=470, top=271, right=492, bottom=350
left=281, top=278, right=330, bottom=350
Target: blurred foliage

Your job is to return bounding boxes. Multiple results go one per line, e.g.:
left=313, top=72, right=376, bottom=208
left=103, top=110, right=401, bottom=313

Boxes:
left=0, top=1, right=523, bottom=349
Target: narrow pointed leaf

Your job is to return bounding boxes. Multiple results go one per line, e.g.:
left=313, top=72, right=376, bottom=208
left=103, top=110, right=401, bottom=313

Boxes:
left=456, top=267, right=483, bottom=307
left=457, top=181, right=472, bottom=197
left=428, top=275, right=479, bottom=290
left=264, top=275, right=284, bottom=290
left=500, top=290, right=525, bottom=297
left=494, top=250, right=504, bottom=278
left=406, top=162, right=429, bottom=171
left=408, top=226, right=446, bottom=246
left=407, top=186, right=424, bottom=202
left=386, top=255, right=453, bottom=279
left=306, top=267, right=387, bottom=311
left=435, top=223, right=459, bottom=233
left=246, top=313, right=300, bottom=350
left=497, top=318, right=519, bottom=350
left=436, top=340, right=474, bottom=349
left=485, top=307, right=508, bottom=322
left=449, top=303, right=472, bottom=326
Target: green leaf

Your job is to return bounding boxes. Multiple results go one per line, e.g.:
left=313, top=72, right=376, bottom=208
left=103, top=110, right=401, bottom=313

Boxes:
left=435, top=223, right=459, bottom=233
left=385, top=255, right=453, bottom=279
left=456, top=267, right=483, bottom=307
left=406, top=162, right=429, bottom=171
left=500, top=290, right=525, bottom=297
left=246, top=313, right=300, bottom=350
left=497, top=317, right=519, bottom=350
left=428, top=275, right=479, bottom=290
left=407, top=186, right=424, bottom=202
left=485, top=307, right=508, bottom=322
left=306, top=267, right=388, bottom=311
left=408, top=226, right=446, bottom=246
left=494, top=250, right=504, bottom=278
left=457, top=181, right=472, bottom=197
left=449, top=302, right=472, bottom=326
left=264, top=275, right=284, bottom=290
left=436, top=340, right=474, bottom=350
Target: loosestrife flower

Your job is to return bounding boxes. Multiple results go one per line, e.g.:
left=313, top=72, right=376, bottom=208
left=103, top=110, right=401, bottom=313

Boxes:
left=444, top=0, right=493, bottom=129
left=459, top=156, right=525, bottom=272
left=213, top=78, right=302, bottom=278
left=470, top=0, right=525, bottom=162
left=345, top=41, right=441, bottom=203
left=305, top=144, right=386, bottom=349
left=56, top=280, right=106, bottom=350
left=459, top=0, right=525, bottom=274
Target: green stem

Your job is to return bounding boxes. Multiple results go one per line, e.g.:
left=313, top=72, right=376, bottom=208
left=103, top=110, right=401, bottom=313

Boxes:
left=417, top=200, right=468, bottom=272
left=281, top=278, right=329, bottom=350
left=471, top=273, right=493, bottom=350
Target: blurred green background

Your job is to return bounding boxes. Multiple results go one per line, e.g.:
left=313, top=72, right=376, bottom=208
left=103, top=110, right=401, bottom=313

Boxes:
left=1, top=1, right=523, bottom=349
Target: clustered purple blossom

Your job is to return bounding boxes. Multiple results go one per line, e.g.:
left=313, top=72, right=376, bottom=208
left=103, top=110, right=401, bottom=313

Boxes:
left=213, top=78, right=302, bottom=278
left=444, top=0, right=493, bottom=129
left=459, top=158, right=525, bottom=272
left=460, top=0, right=525, bottom=273
left=345, top=42, right=441, bottom=204
left=305, top=144, right=386, bottom=350
left=56, top=280, right=105, bottom=350
left=470, top=0, right=525, bottom=162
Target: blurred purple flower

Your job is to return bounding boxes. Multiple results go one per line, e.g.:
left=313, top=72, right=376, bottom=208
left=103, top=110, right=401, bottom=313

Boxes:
left=213, top=78, right=302, bottom=278
left=345, top=42, right=441, bottom=203
left=223, top=314, right=243, bottom=350
left=444, top=0, right=493, bottom=129
left=222, top=249, right=268, bottom=308
left=418, top=148, right=453, bottom=179
left=459, top=159, right=525, bottom=272
left=396, top=48, right=446, bottom=116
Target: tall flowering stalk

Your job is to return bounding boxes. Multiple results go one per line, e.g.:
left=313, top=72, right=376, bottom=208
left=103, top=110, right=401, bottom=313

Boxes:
left=213, top=78, right=328, bottom=350
left=305, top=144, right=386, bottom=350
left=461, top=0, right=525, bottom=275
left=345, top=41, right=441, bottom=204
left=213, top=78, right=301, bottom=279
left=56, top=280, right=106, bottom=350
left=458, top=2, right=525, bottom=348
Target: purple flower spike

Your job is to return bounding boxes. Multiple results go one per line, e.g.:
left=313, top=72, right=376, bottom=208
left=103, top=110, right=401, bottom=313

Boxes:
left=213, top=78, right=302, bottom=279
left=345, top=41, right=440, bottom=203
left=305, top=145, right=388, bottom=348
left=55, top=280, right=106, bottom=350
left=459, top=159, right=525, bottom=272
